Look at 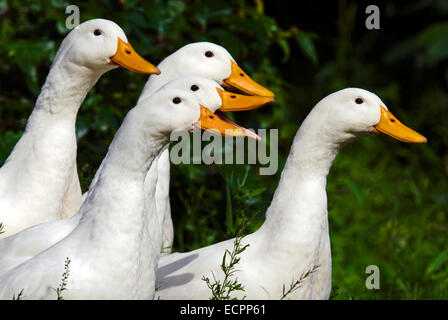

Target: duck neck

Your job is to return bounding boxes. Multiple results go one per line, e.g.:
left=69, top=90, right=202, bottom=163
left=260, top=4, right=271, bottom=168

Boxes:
left=257, top=119, right=341, bottom=264
left=34, top=60, right=103, bottom=120
left=137, top=57, right=187, bottom=103
left=78, top=107, right=169, bottom=244
left=0, top=59, right=106, bottom=220
left=4, top=60, right=103, bottom=167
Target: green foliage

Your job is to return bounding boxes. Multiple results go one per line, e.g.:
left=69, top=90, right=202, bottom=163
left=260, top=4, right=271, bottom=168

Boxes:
left=0, top=0, right=447, bottom=299
left=0, top=222, right=4, bottom=235
left=12, top=289, right=23, bottom=300
left=53, top=257, right=71, bottom=300
left=281, top=265, right=319, bottom=300
left=202, top=219, right=249, bottom=300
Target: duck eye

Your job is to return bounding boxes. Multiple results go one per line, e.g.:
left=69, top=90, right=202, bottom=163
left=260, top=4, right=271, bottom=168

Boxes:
left=172, top=97, right=182, bottom=104
left=93, top=29, right=102, bottom=36
left=191, top=85, right=199, bottom=91
left=355, top=98, right=364, bottom=104
left=205, top=51, right=214, bottom=58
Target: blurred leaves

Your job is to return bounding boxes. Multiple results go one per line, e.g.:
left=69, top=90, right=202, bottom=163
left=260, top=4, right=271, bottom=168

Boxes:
left=387, top=21, right=448, bottom=67
left=293, top=29, right=318, bottom=65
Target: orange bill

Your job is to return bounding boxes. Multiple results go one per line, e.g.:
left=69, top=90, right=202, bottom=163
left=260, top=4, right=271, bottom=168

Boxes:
left=217, top=88, right=274, bottom=112
left=195, top=105, right=260, bottom=140
left=110, top=38, right=161, bottom=74
left=223, top=61, right=275, bottom=98
left=372, top=105, right=427, bottom=143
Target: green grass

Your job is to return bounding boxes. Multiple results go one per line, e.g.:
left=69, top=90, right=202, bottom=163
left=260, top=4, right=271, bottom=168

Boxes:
left=53, top=257, right=71, bottom=300
left=202, top=232, right=249, bottom=300
left=281, top=265, right=320, bottom=300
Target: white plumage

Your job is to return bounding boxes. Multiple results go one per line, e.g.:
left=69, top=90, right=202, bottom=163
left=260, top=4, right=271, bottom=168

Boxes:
left=155, top=88, right=426, bottom=299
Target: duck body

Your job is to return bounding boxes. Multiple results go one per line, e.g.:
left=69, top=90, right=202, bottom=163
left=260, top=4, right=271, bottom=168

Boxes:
left=0, top=214, right=81, bottom=275
left=0, top=61, right=98, bottom=238
left=0, top=219, right=155, bottom=300
left=157, top=231, right=331, bottom=300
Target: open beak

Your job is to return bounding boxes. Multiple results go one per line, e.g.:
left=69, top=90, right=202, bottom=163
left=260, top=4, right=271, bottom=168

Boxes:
left=195, top=105, right=260, bottom=140
left=217, top=88, right=274, bottom=112
left=211, top=61, right=275, bottom=140
left=372, top=105, right=427, bottom=143
left=223, top=61, right=275, bottom=98
left=110, top=38, right=161, bottom=75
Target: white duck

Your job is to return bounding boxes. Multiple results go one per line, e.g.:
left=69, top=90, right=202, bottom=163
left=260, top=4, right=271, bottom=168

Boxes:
left=0, top=19, right=160, bottom=238
left=155, top=88, right=427, bottom=300
left=0, top=80, right=251, bottom=299
left=138, top=42, right=275, bottom=254
left=0, top=77, right=265, bottom=275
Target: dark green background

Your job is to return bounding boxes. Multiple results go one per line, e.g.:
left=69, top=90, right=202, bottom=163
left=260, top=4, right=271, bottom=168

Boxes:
left=0, top=0, right=447, bottom=299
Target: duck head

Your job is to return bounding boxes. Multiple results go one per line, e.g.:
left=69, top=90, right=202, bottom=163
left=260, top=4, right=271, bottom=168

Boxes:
left=55, top=19, right=160, bottom=75
left=166, top=42, right=274, bottom=98
left=140, top=78, right=266, bottom=139
left=310, top=88, right=427, bottom=144
left=156, top=77, right=269, bottom=139
left=142, top=42, right=274, bottom=104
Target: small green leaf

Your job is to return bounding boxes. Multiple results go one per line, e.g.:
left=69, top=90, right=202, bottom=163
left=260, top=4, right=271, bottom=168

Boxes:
left=294, top=31, right=318, bottom=64
left=277, top=38, right=290, bottom=62
left=425, top=249, right=448, bottom=276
